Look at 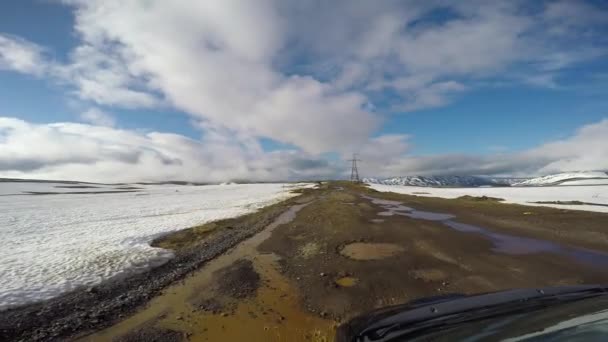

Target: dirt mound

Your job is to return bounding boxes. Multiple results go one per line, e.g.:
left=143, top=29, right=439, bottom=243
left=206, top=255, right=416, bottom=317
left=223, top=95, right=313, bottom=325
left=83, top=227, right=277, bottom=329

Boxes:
left=340, top=243, right=405, bottom=260
left=192, top=259, right=260, bottom=314
left=215, top=259, right=260, bottom=299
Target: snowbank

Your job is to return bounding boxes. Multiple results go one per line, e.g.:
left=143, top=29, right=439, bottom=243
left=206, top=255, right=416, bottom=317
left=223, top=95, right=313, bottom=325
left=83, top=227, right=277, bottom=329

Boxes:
left=368, top=183, right=608, bottom=213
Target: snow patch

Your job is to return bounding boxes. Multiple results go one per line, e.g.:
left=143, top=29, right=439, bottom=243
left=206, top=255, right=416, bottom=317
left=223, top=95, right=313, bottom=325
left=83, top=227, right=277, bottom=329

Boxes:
left=0, top=182, right=308, bottom=310
left=368, top=183, right=608, bottom=213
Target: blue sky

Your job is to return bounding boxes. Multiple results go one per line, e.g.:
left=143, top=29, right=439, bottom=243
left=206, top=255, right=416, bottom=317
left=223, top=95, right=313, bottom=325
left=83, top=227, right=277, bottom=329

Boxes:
left=0, top=1, right=607, bottom=182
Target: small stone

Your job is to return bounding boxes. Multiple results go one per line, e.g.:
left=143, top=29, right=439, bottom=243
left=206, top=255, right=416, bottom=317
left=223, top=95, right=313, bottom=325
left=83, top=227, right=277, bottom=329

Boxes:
left=221, top=312, right=229, bottom=317
left=320, top=272, right=326, bottom=277
left=176, top=316, right=183, bottom=320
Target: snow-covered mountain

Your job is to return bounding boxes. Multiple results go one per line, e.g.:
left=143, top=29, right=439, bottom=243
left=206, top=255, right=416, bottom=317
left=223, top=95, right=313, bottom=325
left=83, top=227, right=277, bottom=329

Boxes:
left=513, top=171, right=608, bottom=186
left=364, top=175, right=527, bottom=188
left=364, top=171, right=608, bottom=188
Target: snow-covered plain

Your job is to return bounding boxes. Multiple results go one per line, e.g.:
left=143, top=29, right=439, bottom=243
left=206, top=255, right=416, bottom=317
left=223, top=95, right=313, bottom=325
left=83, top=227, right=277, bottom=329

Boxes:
left=0, top=182, right=310, bottom=310
left=368, top=183, right=608, bottom=213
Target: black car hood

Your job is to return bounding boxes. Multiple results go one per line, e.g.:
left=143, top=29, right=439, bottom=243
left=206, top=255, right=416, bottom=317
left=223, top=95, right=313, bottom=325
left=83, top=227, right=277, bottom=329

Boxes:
left=337, top=285, right=608, bottom=342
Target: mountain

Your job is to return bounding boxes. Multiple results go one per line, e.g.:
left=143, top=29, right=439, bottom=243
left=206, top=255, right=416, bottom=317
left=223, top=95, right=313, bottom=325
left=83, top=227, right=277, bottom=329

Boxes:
left=513, top=171, right=608, bottom=186
left=364, top=175, right=527, bottom=187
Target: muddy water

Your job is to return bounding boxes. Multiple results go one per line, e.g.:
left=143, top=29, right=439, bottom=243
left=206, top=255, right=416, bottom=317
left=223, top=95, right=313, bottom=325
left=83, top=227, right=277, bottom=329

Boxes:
left=363, top=194, right=608, bottom=270
left=334, top=277, right=358, bottom=287
left=84, top=202, right=335, bottom=342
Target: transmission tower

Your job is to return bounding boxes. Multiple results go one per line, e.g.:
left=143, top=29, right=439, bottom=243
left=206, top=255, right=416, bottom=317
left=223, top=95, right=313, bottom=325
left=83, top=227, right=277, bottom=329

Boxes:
left=348, top=153, right=361, bottom=183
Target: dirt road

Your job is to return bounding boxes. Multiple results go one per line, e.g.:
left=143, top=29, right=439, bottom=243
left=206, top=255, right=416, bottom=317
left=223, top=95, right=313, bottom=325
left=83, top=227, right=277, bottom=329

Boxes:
left=82, top=182, right=608, bottom=341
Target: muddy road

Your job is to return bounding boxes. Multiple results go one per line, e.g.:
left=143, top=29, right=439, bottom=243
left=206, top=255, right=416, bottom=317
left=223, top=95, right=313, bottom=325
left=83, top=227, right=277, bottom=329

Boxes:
left=81, top=182, right=608, bottom=341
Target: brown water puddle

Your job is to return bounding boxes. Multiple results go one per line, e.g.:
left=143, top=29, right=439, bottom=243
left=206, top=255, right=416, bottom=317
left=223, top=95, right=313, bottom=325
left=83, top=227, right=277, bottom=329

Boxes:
left=83, top=202, right=335, bottom=342
left=334, top=277, right=358, bottom=287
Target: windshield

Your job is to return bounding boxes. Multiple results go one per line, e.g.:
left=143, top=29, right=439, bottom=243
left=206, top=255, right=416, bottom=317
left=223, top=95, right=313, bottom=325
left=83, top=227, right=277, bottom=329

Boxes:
left=1, top=1, right=607, bottom=341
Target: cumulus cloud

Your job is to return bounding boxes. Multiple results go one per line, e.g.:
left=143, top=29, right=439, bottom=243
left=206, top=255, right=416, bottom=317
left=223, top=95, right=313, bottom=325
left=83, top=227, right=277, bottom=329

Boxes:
left=3, top=1, right=607, bottom=154
left=79, top=108, right=116, bottom=127
left=0, top=34, right=48, bottom=75
left=0, top=117, right=339, bottom=182
left=361, top=119, right=608, bottom=177
left=0, top=117, right=607, bottom=182
left=0, top=1, right=607, bottom=181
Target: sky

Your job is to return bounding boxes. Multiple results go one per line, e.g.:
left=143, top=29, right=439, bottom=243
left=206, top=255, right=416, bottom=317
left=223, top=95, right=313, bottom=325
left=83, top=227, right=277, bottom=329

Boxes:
left=0, top=0, right=607, bottom=183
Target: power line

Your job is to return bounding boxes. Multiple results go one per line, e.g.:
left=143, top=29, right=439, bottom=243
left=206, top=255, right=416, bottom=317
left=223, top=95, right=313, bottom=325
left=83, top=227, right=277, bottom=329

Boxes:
left=348, top=153, right=361, bottom=183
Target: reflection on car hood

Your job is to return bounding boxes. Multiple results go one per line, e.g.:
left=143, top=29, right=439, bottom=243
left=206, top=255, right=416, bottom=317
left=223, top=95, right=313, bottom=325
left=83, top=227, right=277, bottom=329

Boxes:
left=337, top=285, right=608, bottom=342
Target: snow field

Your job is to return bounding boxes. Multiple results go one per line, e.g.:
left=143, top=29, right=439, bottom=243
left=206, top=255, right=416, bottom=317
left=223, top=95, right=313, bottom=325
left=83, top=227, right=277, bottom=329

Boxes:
left=368, top=183, right=608, bottom=213
left=0, top=182, right=309, bottom=310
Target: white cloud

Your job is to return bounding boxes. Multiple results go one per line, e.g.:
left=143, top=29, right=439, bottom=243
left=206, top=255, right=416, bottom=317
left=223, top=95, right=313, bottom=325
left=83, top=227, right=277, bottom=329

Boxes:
left=3, top=1, right=606, bottom=156
left=79, top=108, right=116, bottom=127
left=0, top=117, right=339, bottom=183
left=0, top=34, right=48, bottom=75
left=0, top=1, right=607, bottom=180
left=359, top=119, right=608, bottom=177
left=1, top=116, right=607, bottom=182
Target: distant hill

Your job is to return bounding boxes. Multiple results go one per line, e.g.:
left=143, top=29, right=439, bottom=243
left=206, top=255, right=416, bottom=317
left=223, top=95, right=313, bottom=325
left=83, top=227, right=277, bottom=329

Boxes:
left=364, top=171, right=608, bottom=188
left=363, top=175, right=527, bottom=187
left=513, top=171, right=608, bottom=186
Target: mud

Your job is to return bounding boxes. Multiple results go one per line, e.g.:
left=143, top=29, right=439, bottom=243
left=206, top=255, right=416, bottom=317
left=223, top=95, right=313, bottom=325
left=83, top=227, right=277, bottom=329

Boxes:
left=191, top=259, right=260, bottom=314
left=214, top=259, right=261, bottom=299
left=83, top=196, right=335, bottom=342
left=339, top=243, right=405, bottom=260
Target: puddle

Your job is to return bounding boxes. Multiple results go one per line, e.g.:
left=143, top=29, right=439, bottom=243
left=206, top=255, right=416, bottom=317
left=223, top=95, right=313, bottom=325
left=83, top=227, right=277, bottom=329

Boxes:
left=335, top=277, right=358, bottom=287
left=340, top=243, right=405, bottom=260
left=404, top=211, right=454, bottom=221
left=362, top=195, right=608, bottom=270
left=85, top=201, right=335, bottom=342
